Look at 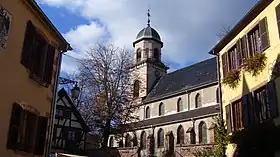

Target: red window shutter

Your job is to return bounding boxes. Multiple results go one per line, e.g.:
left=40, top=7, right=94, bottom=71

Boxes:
left=7, top=103, right=23, bottom=149
left=226, top=105, right=232, bottom=133
left=241, top=36, right=249, bottom=63
left=21, top=20, right=36, bottom=69
left=44, top=44, right=56, bottom=84
left=34, top=116, right=48, bottom=155
left=259, top=17, right=270, bottom=52
left=275, top=4, right=280, bottom=38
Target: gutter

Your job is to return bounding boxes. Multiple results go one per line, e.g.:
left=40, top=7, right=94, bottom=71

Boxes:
left=45, top=49, right=64, bottom=157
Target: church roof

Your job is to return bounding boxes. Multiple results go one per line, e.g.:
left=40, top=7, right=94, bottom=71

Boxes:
left=144, top=57, right=217, bottom=102
left=133, top=25, right=163, bottom=47
left=136, top=26, right=161, bottom=41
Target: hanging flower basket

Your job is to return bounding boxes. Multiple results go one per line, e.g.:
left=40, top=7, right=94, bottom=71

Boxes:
left=222, top=70, right=241, bottom=89
left=244, top=53, right=267, bottom=77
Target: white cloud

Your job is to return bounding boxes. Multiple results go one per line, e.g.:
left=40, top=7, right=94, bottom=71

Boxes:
left=38, top=0, right=258, bottom=73
left=60, top=22, right=107, bottom=73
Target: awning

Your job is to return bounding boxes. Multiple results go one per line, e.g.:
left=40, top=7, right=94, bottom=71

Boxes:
left=186, top=127, right=194, bottom=133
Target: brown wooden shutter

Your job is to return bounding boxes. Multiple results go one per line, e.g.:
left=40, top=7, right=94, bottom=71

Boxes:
left=222, top=53, right=228, bottom=77
left=259, top=17, right=270, bottom=52
left=241, top=36, right=249, bottom=64
left=276, top=4, right=280, bottom=38
left=21, top=20, right=36, bottom=69
left=241, top=95, right=249, bottom=127
left=7, top=103, right=23, bottom=149
left=236, top=40, right=242, bottom=67
left=267, top=80, right=278, bottom=118
left=225, top=105, right=232, bottom=133
left=43, top=44, right=56, bottom=84
left=34, top=116, right=48, bottom=155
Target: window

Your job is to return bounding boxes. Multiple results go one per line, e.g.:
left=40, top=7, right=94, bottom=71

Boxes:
left=55, top=109, right=63, bottom=118
left=145, top=106, right=150, bottom=119
left=276, top=4, right=280, bottom=38
left=226, top=81, right=278, bottom=133
left=136, top=48, right=142, bottom=62
left=159, top=103, right=164, bottom=116
left=68, top=130, right=76, bottom=141
left=177, top=98, right=183, bottom=112
left=221, top=17, right=269, bottom=76
left=154, top=48, right=159, bottom=61
left=255, top=86, right=271, bottom=122
left=226, top=100, right=243, bottom=132
left=109, top=137, right=114, bottom=147
left=190, top=129, right=196, bottom=144
left=157, top=128, right=164, bottom=148
left=195, top=93, right=202, bottom=108
left=125, top=134, right=131, bottom=147
left=21, top=20, right=56, bottom=86
left=198, top=121, right=207, bottom=143
left=177, top=125, right=184, bottom=144
left=133, top=80, right=140, bottom=98
left=145, top=48, right=149, bottom=58
left=7, top=103, right=48, bottom=155
left=140, top=131, right=146, bottom=149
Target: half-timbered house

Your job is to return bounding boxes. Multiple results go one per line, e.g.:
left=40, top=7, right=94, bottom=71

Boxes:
left=51, top=88, right=90, bottom=155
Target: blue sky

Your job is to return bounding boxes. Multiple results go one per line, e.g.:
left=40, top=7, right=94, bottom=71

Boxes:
left=37, top=0, right=258, bottom=74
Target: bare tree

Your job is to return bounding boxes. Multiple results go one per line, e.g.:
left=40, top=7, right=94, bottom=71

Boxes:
left=75, top=43, right=139, bottom=148
left=216, top=24, right=231, bottom=39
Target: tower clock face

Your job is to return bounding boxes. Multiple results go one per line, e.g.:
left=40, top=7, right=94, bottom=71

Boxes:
left=155, top=70, right=160, bottom=78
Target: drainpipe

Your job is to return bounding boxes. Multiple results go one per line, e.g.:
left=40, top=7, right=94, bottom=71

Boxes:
left=213, top=51, right=226, bottom=157
left=45, top=49, right=64, bottom=157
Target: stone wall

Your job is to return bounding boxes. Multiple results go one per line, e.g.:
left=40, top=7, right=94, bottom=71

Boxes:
left=174, top=144, right=215, bottom=157
left=87, top=147, right=138, bottom=157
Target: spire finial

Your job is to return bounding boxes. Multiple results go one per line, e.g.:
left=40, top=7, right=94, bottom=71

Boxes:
left=147, top=8, right=151, bottom=26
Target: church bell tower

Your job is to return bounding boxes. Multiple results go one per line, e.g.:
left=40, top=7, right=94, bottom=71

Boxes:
left=131, top=9, right=169, bottom=99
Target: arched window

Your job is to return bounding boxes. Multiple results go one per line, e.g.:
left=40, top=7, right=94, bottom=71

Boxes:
left=145, top=106, right=150, bottom=119
left=190, top=130, right=196, bottom=144
left=157, top=128, right=164, bottom=148
left=145, top=48, right=149, bottom=58
left=154, top=48, right=159, bottom=61
left=177, top=125, right=184, bottom=144
left=159, top=103, right=164, bottom=116
left=140, top=131, right=146, bottom=149
left=199, top=121, right=207, bottom=143
left=125, top=134, right=131, bottom=147
left=136, top=48, right=142, bottom=62
left=133, top=80, right=140, bottom=97
left=216, top=88, right=220, bottom=103
left=132, top=133, right=138, bottom=147
left=109, top=137, right=114, bottom=147
left=177, top=98, right=183, bottom=112
left=195, top=93, right=202, bottom=108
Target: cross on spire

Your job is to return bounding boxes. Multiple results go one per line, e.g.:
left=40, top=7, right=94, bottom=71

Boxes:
left=147, top=9, right=151, bottom=26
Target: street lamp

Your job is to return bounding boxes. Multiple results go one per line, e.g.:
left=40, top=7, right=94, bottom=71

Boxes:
left=71, top=83, right=81, bottom=100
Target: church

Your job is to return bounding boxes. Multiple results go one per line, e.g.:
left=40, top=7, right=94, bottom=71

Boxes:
left=109, top=12, right=220, bottom=157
